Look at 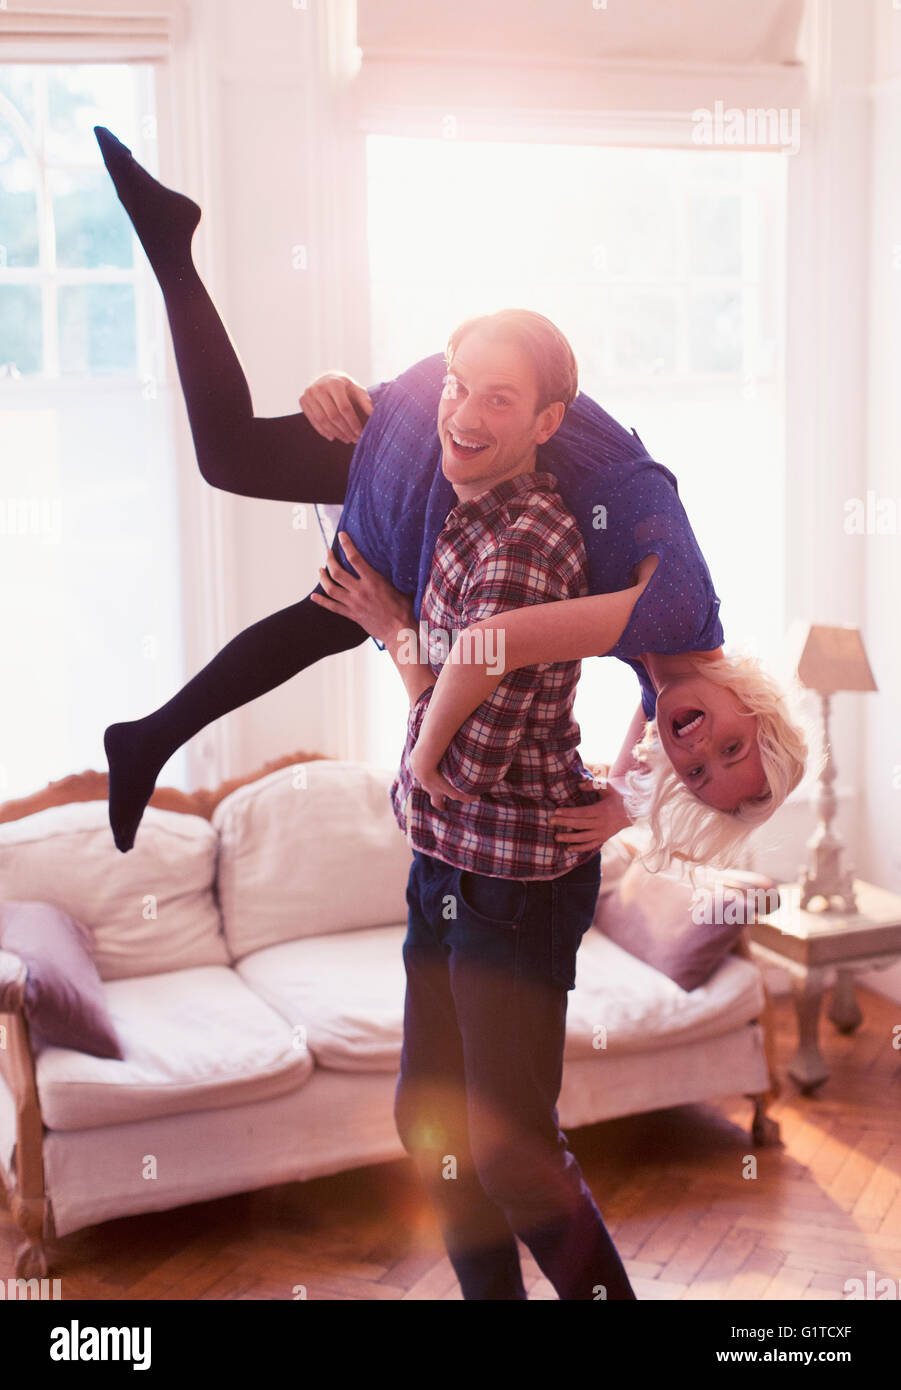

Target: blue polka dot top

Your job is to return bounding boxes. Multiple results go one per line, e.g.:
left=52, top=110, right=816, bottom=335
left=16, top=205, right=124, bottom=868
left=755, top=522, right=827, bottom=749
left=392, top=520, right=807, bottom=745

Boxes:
left=317, top=353, right=724, bottom=720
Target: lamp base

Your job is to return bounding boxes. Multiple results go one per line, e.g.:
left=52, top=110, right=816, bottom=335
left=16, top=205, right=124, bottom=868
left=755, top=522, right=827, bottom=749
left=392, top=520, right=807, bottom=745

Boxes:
left=799, top=846, right=858, bottom=913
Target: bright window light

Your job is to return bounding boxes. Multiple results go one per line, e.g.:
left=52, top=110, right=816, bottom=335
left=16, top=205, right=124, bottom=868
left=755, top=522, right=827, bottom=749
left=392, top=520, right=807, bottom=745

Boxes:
left=363, top=134, right=786, bottom=771
left=0, top=64, right=185, bottom=800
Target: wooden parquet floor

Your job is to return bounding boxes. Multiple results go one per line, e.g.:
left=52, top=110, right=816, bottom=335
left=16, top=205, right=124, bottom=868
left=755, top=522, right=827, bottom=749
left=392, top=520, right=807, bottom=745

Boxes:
left=2, top=983, right=899, bottom=1301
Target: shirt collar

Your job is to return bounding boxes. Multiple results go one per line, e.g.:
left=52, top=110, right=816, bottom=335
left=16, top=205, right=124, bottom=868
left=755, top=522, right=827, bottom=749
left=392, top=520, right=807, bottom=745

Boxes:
left=444, top=469, right=560, bottom=531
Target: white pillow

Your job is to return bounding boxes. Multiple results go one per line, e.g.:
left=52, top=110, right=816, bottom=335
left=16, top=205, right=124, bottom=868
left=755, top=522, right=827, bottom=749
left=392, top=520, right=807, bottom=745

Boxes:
left=0, top=801, right=228, bottom=981
left=212, top=760, right=413, bottom=960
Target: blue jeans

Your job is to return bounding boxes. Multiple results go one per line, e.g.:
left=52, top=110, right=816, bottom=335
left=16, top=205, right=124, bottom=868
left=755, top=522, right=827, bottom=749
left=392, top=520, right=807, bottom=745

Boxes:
left=394, top=848, right=637, bottom=1301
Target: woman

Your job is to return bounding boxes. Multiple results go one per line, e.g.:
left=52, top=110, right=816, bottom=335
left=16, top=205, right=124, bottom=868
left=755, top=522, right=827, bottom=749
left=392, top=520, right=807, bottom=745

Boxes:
left=93, top=127, right=807, bottom=862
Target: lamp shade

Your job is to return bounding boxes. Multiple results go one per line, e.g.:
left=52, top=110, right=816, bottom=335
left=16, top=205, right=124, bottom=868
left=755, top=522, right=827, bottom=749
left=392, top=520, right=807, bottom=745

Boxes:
left=785, top=622, right=878, bottom=695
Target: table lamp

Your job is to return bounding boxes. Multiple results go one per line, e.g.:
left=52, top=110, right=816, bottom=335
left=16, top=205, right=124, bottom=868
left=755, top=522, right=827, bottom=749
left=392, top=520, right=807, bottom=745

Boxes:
left=786, top=623, right=877, bottom=913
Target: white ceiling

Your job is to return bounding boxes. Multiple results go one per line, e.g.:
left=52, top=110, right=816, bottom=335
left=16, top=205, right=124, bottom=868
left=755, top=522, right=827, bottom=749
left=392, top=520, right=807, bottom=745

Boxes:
left=356, top=0, right=806, bottom=66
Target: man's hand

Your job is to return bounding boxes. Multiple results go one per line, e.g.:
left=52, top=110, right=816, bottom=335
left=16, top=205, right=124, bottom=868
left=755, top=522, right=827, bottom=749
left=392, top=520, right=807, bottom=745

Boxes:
left=548, top=777, right=632, bottom=851
left=299, top=372, right=374, bottom=445
left=310, top=530, right=414, bottom=645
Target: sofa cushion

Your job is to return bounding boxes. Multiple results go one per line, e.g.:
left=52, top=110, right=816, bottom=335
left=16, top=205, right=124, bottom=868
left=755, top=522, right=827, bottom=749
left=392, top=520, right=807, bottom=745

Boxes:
left=596, top=858, right=778, bottom=990
left=0, top=801, right=228, bottom=981
left=34, top=966, right=313, bottom=1131
left=564, top=928, right=766, bottom=1060
left=235, top=925, right=408, bottom=1072
left=596, top=825, right=649, bottom=898
left=0, top=900, right=123, bottom=1059
left=212, top=760, right=413, bottom=960
left=234, top=915, right=764, bottom=1074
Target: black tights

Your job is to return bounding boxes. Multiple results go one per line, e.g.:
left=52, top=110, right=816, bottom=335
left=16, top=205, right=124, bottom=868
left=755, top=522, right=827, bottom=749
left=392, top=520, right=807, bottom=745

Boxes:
left=94, top=127, right=375, bottom=849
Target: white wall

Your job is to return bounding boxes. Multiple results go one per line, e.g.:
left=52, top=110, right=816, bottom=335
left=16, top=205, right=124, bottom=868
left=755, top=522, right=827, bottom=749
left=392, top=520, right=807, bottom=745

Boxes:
left=741, top=0, right=874, bottom=890
left=157, top=0, right=375, bottom=787
left=856, top=1, right=901, bottom=1003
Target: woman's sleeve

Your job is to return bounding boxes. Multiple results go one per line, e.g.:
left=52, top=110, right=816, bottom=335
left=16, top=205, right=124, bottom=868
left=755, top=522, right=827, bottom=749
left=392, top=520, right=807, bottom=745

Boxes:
left=602, top=465, right=724, bottom=661
left=313, top=377, right=395, bottom=547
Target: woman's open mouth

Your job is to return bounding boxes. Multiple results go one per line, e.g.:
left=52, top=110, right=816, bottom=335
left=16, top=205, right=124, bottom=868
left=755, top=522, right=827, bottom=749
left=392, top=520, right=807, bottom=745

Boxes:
left=672, top=708, right=705, bottom=738
left=447, top=431, right=490, bottom=462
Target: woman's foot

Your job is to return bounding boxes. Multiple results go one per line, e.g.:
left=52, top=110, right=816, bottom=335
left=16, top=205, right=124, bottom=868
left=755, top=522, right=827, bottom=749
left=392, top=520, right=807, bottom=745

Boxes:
left=104, top=719, right=170, bottom=853
left=94, top=126, right=202, bottom=283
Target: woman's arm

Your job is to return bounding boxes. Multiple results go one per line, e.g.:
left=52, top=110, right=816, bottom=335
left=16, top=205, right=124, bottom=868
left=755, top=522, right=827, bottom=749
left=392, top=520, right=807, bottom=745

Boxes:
left=382, top=627, right=437, bottom=709
left=609, top=700, right=651, bottom=782
left=410, top=557, right=658, bottom=777
left=299, top=372, right=374, bottom=446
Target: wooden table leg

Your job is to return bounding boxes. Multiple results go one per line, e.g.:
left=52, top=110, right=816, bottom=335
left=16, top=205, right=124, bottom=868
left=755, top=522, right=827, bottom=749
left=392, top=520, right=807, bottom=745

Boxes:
left=828, top=969, right=864, bottom=1034
left=788, top=967, right=830, bottom=1093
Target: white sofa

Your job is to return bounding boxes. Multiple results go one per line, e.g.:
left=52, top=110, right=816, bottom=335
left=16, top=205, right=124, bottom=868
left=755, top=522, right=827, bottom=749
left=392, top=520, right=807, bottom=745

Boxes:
left=0, top=758, right=778, bottom=1277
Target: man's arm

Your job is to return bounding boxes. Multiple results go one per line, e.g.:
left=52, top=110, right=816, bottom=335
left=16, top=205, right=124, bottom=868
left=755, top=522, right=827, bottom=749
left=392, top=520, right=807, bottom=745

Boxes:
left=411, top=555, right=659, bottom=780
left=412, top=532, right=584, bottom=801
left=430, top=659, right=546, bottom=798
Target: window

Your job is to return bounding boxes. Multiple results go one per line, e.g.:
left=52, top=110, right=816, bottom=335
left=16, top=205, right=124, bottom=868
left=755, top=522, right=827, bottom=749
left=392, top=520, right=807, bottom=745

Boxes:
left=362, top=135, right=786, bottom=770
left=0, top=64, right=185, bottom=800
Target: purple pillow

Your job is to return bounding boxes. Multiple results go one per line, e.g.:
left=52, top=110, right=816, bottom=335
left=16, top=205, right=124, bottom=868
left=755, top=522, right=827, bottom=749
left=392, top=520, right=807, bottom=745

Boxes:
left=0, top=900, right=123, bottom=1059
left=596, top=862, right=779, bottom=991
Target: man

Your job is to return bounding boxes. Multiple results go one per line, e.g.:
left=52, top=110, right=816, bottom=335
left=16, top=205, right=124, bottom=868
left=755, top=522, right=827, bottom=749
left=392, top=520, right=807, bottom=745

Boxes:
left=312, top=308, right=641, bottom=1300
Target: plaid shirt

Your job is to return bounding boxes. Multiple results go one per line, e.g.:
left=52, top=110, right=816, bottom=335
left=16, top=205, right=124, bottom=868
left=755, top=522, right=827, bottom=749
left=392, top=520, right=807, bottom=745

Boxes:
left=389, top=469, right=601, bottom=879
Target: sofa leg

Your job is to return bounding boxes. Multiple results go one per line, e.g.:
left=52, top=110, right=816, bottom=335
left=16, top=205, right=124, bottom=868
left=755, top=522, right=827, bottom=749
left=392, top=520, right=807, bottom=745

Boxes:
left=733, top=935, right=783, bottom=1147
left=748, top=1092, right=782, bottom=1147
left=11, top=1192, right=50, bottom=1277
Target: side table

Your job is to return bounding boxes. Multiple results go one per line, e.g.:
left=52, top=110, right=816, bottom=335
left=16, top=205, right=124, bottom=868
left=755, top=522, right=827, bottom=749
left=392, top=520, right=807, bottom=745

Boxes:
left=748, top=879, right=901, bottom=1094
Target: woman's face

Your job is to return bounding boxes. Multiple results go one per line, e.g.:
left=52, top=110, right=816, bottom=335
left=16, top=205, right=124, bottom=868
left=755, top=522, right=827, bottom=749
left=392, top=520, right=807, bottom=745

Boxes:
left=655, top=675, right=767, bottom=811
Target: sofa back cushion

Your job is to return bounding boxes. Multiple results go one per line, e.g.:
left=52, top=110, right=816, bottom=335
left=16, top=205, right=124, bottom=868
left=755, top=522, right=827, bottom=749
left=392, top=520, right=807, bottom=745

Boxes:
left=0, top=801, right=228, bottom=981
left=212, top=760, right=412, bottom=960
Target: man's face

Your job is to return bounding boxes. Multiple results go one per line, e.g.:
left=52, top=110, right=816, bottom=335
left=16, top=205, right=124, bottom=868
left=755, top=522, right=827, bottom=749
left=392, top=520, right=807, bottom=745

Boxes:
left=437, top=328, right=563, bottom=502
left=656, top=675, right=768, bottom=811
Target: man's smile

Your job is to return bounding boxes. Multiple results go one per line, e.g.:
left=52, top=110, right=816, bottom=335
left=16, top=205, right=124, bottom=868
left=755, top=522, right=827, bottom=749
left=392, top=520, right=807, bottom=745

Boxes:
left=446, top=429, right=491, bottom=461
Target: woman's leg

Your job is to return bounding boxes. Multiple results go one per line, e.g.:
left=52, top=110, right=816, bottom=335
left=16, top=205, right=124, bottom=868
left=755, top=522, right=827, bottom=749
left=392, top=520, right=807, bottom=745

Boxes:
left=93, top=128, right=368, bottom=850
left=94, top=126, right=354, bottom=504
left=105, top=588, right=369, bottom=852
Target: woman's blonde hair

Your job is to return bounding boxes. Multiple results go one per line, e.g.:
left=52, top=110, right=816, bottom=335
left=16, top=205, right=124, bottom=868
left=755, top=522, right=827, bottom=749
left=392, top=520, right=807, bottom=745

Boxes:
left=622, top=648, right=814, bottom=874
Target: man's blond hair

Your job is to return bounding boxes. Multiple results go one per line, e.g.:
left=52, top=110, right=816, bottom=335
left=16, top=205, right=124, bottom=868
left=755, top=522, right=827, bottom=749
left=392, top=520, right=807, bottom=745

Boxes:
left=446, top=308, right=579, bottom=413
